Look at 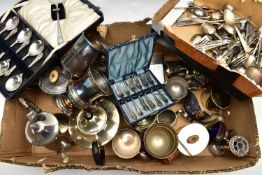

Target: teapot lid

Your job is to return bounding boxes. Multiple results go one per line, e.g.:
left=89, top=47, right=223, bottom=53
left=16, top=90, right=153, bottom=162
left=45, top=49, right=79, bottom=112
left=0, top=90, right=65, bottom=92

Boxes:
left=69, top=99, right=120, bottom=148
left=76, top=107, right=107, bottom=135
left=25, top=112, right=59, bottom=146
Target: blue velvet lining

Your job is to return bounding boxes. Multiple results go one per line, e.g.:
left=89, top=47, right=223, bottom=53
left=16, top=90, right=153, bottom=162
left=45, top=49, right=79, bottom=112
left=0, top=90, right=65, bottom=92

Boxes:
left=107, top=34, right=156, bottom=82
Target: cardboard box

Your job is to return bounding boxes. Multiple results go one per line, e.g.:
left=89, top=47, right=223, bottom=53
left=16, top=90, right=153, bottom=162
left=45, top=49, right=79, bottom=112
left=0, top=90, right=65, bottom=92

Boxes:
left=0, top=21, right=260, bottom=173
left=153, top=0, right=262, bottom=97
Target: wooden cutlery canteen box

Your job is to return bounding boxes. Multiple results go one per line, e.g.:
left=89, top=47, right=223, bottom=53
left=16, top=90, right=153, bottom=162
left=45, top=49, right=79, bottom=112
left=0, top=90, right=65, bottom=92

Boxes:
left=153, top=0, right=262, bottom=98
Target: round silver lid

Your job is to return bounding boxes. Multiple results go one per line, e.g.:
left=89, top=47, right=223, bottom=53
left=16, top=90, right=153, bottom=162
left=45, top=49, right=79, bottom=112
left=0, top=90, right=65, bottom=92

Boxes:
left=76, top=107, right=107, bottom=135
left=39, top=67, right=70, bottom=95
left=69, top=99, right=120, bottom=148
left=25, top=112, right=59, bottom=146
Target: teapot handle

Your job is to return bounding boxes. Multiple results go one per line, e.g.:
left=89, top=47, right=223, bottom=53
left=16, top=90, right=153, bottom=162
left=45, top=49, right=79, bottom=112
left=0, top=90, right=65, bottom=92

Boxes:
left=18, top=97, right=41, bottom=121
left=92, top=141, right=105, bottom=166
left=19, top=97, right=41, bottom=112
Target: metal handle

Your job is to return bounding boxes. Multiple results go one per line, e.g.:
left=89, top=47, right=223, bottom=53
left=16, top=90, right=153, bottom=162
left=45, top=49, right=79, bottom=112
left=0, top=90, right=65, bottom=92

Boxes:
left=18, top=97, right=41, bottom=121
left=152, top=92, right=163, bottom=107
left=56, top=10, right=64, bottom=45
left=145, top=94, right=156, bottom=109
left=92, top=141, right=105, bottom=166
left=5, top=27, right=18, bottom=40
left=16, top=40, right=30, bottom=53
left=4, top=65, right=16, bottom=77
left=158, top=90, right=169, bottom=104
left=29, top=52, right=44, bottom=68
left=0, top=52, right=5, bottom=59
left=18, top=97, right=39, bottom=111
left=124, top=101, right=137, bottom=120
left=234, top=25, right=252, bottom=53
left=177, top=139, right=192, bottom=156
left=131, top=98, right=143, bottom=115
left=0, top=29, right=6, bottom=35
left=138, top=96, right=150, bottom=110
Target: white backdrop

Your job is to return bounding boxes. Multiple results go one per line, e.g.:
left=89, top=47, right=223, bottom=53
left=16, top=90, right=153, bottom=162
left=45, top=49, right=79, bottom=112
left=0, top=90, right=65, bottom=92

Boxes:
left=0, top=0, right=261, bottom=174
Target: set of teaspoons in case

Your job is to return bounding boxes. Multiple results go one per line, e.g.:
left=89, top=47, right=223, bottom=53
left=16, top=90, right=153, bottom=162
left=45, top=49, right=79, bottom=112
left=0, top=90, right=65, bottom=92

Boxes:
left=113, top=71, right=170, bottom=121
left=0, top=16, right=45, bottom=92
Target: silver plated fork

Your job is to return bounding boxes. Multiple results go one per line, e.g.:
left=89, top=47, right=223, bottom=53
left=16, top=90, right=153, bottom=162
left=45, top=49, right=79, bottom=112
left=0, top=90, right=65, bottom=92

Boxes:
left=134, top=76, right=156, bottom=109
left=113, top=83, right=137, bottom=119
left=122, top=81, right=143, bottom=116
left=141, top=73, right=163, bottom=107
left=126, top=77, right=150, bottom=111
left=145, top=72, right=169, bottom=104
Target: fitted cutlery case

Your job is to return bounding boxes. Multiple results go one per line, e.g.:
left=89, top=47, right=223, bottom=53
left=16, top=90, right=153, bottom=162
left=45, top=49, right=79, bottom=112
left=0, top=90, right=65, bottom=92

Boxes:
left=106, top=33, right=175, bottom=125
left=0, top=0, right=103, bottom=99
left=152, top=0, right=262, bottom=98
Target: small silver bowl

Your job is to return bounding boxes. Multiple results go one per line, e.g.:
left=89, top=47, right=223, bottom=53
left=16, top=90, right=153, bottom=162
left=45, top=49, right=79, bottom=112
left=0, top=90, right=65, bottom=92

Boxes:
left=165, top=76, right=189, bottom=100
left=112, top=129, right=141, bottom=159
left=144, top=124, right=178, bottom=159
left=157, top=110, right=177, bottom=127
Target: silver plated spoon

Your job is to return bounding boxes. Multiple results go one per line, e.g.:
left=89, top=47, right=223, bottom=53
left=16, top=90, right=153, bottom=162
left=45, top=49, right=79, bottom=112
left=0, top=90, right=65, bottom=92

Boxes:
left=48, top=0, right=65, bottom=45
left=0, top=52, right=5, bottom=60
left=5, top=27, right=18, bottom=40
left=10, top=28, right=32, bottom=47
left=16, top=39, right=31, bottom=54
left=5, top=73, right=23, bottom=92
left=201, top=22, right=221, bottom=40
left=0, top=59, right=10, bottom=76
left=223, top=9, right=252, bottom=53
left=0, top=16, right=19, bottom=34
left=5, top=52, right=44, bottom=92
left=210, top=11, right=223, bottom=20
left=223, top=9, right=236, bottom=25
left=245, top=28, right=262, bottom=67
left=223, top=4, right=234, bottom=11
left=223, top=24, right=236, bottom=38
left=22, top=40, right=44, bottom=60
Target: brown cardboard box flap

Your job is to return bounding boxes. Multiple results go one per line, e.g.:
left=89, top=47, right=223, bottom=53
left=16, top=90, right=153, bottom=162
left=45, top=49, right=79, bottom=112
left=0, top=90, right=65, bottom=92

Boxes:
left=0, top=21, right=260, bottom=173
left=153, top=0, right=262, bottom=97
